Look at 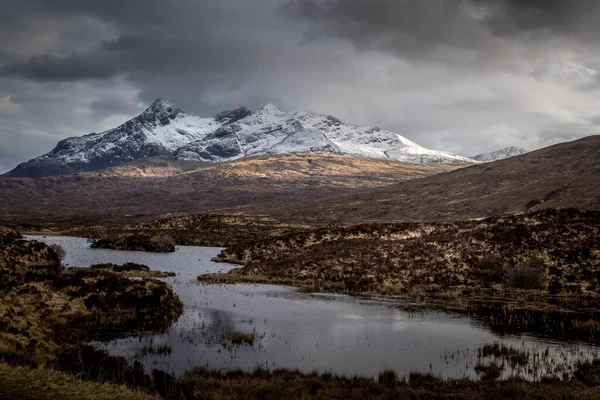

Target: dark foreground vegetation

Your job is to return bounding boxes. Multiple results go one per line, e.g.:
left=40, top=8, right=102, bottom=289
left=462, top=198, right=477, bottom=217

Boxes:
left=0, top=227, right=183, bottom=398
left=6, top=356, right=600, bottom=400
left=5, top=209, right=600, bottom=399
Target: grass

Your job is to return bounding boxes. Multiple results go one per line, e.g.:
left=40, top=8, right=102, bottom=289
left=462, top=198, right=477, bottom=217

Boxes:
left=0, top=229, right=183, bottom=365
left=176, top=365, right=600, bottom=400
left=474, top=362, right=503, bottom=380
left=0, top=362, right=159, bottom=400
left=479, top=343, right=529, bottom=367
left=139, top=344, right=172, bottom=356
left=228, top=332, right=256, bottom=346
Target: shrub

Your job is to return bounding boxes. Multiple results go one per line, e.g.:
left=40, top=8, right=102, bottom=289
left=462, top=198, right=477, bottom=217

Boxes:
left=227, top=332, right=256, bottom=346
left=49, top=244, right=66, bottom=261
left=149, top=234, right=176, bottom=253
left=475, top=362, right=503, bottom=380
left=471, top=255, right=505, bottom=285
left=90, top=234, right=176, bottom=253
left=505, top=259, right=546, bottom=290
left=378, top=369, right=399, bottom=388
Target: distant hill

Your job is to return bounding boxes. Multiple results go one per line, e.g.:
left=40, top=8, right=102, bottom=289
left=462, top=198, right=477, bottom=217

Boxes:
left=472, top=146, right=529, bottom=162
left=277, top=136, right=600, bottom=223
left=1, top=136, right=598, bottom=225
left=0, top=154, right=455, bottom=222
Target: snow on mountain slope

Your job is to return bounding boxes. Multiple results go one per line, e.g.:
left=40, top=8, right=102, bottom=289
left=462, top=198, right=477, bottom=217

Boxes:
left=5, top=98, right=478, bottom=178
left=269, top=128, right=342, bottom=155
left=472, top=146, right=529, bottom=162
left=5, top=98, right=218, bottom=177
left=290, top=110, right=474, bottom=164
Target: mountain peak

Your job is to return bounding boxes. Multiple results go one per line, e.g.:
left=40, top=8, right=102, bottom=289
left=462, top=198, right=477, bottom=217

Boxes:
left=215, top=106, right=252, bottom=124
left=146, top=98, right=184, bottom=115
left=259, top=102, right=285, bottom=115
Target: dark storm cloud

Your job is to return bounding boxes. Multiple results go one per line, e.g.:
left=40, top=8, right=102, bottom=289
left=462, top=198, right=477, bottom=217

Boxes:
left=282, top=0, right=486, bottom=58
left=282, top=0, right=600, bottom=58
left=1, top=52, right=121, bottom=81
left=480, top=0, right=600, bottom=37
left=1, top=0, right=600, bottom=173
left=1, top=32, right=257, bottom=83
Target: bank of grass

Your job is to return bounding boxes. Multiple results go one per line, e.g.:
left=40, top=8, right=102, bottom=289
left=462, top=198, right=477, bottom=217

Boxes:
left=0, top=362, right=159, bottom=400
left=0, top=227, right=183, bottom=366
left=4, top=354, right=600, bottom=400
left=478, top=343, right=529, bottom=367
left=177, top=365, right=600, bottom=400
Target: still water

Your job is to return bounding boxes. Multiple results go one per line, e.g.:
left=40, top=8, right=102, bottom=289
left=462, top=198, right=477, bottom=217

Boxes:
left=29, top=235, right=600, bottom=379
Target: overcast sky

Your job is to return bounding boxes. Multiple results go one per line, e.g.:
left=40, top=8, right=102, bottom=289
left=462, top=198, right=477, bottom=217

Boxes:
left=2, top=0, right=600, bottom=173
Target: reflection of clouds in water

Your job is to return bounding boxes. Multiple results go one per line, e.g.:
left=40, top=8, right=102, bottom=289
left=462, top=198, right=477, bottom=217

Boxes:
left=341, top=314, right=364, bottom=320
left=391, top=314, right=411, bottom=332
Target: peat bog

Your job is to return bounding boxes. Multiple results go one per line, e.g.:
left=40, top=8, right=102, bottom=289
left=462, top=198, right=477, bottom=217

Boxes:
left=3, top=207, right=600, bottom=399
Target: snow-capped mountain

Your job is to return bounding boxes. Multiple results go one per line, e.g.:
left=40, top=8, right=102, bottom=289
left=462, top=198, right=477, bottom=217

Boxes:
left=472, top=146, right=529, bottom=162
left=5, top=98, right=477, bottom=177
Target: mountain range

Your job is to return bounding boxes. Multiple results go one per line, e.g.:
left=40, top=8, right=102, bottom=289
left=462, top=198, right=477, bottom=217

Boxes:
left=4, top=98, right=525, bottom=178
left=0, top=135, right=597, bottom=225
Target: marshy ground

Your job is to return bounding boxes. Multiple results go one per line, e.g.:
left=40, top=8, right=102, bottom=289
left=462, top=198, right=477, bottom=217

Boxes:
left=0, top=228, right=183, bottom=398
left=199, top=208, right=600, bottom=341
left=4, top=208, right=600, bottom=399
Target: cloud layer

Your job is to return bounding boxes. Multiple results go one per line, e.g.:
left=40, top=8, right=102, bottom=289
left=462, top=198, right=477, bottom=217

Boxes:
left=1, top=0, right=600, bottom=172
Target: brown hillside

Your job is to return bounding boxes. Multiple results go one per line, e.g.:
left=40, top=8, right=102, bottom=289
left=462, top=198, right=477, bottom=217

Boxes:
left=275, top=136, right=600, bottom=223
left=0, top=154, right=454, bottom=222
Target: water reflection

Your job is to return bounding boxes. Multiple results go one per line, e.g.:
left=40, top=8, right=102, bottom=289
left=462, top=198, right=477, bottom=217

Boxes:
left=29, top=236, right=600, bottom=379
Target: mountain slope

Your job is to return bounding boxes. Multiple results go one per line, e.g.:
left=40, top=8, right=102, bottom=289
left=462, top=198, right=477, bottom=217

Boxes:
left=6, top=99, right=219, bottom=177
left=275, top=136, right=600, bottom=223
left=5, top=99, right=476, bottom=177
left=473, top=146, right=529, bottom=162
left=0, top=137, right=597, bottom=224
left=0, top=155, right=456, bottom=222
left=269, top=128, right=342, bottom=155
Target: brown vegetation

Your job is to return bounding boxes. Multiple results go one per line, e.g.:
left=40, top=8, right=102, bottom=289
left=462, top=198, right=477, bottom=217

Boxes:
left=176, top=364, right=600, bottom=400
left=0, top=362, right=159, bottom=400
left=281, top=135, right=600, bottom=223
left=10, top=213, right=310, bottom=250
left=200, top=208, right=600, bottom=340
left=86, top=263, right=175, bottom=278
left=90, top=234, right=176, bottom=253
left=4, top=219, right=600, bottom=398
left=225, top=332, right=256, bottom=346
left=0, top=154, right=454, bottom=223
left=207, top=209, right=599, bottom=297
left=0, top=228, right=183, bottom=366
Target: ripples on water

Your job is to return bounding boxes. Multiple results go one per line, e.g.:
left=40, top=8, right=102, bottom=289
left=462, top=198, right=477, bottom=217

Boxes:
left=29, top=236, right=600, bottom=379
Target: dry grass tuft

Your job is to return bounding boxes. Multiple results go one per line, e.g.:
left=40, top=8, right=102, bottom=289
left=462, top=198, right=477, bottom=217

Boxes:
left=0, top=362, right=159, bottom=400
